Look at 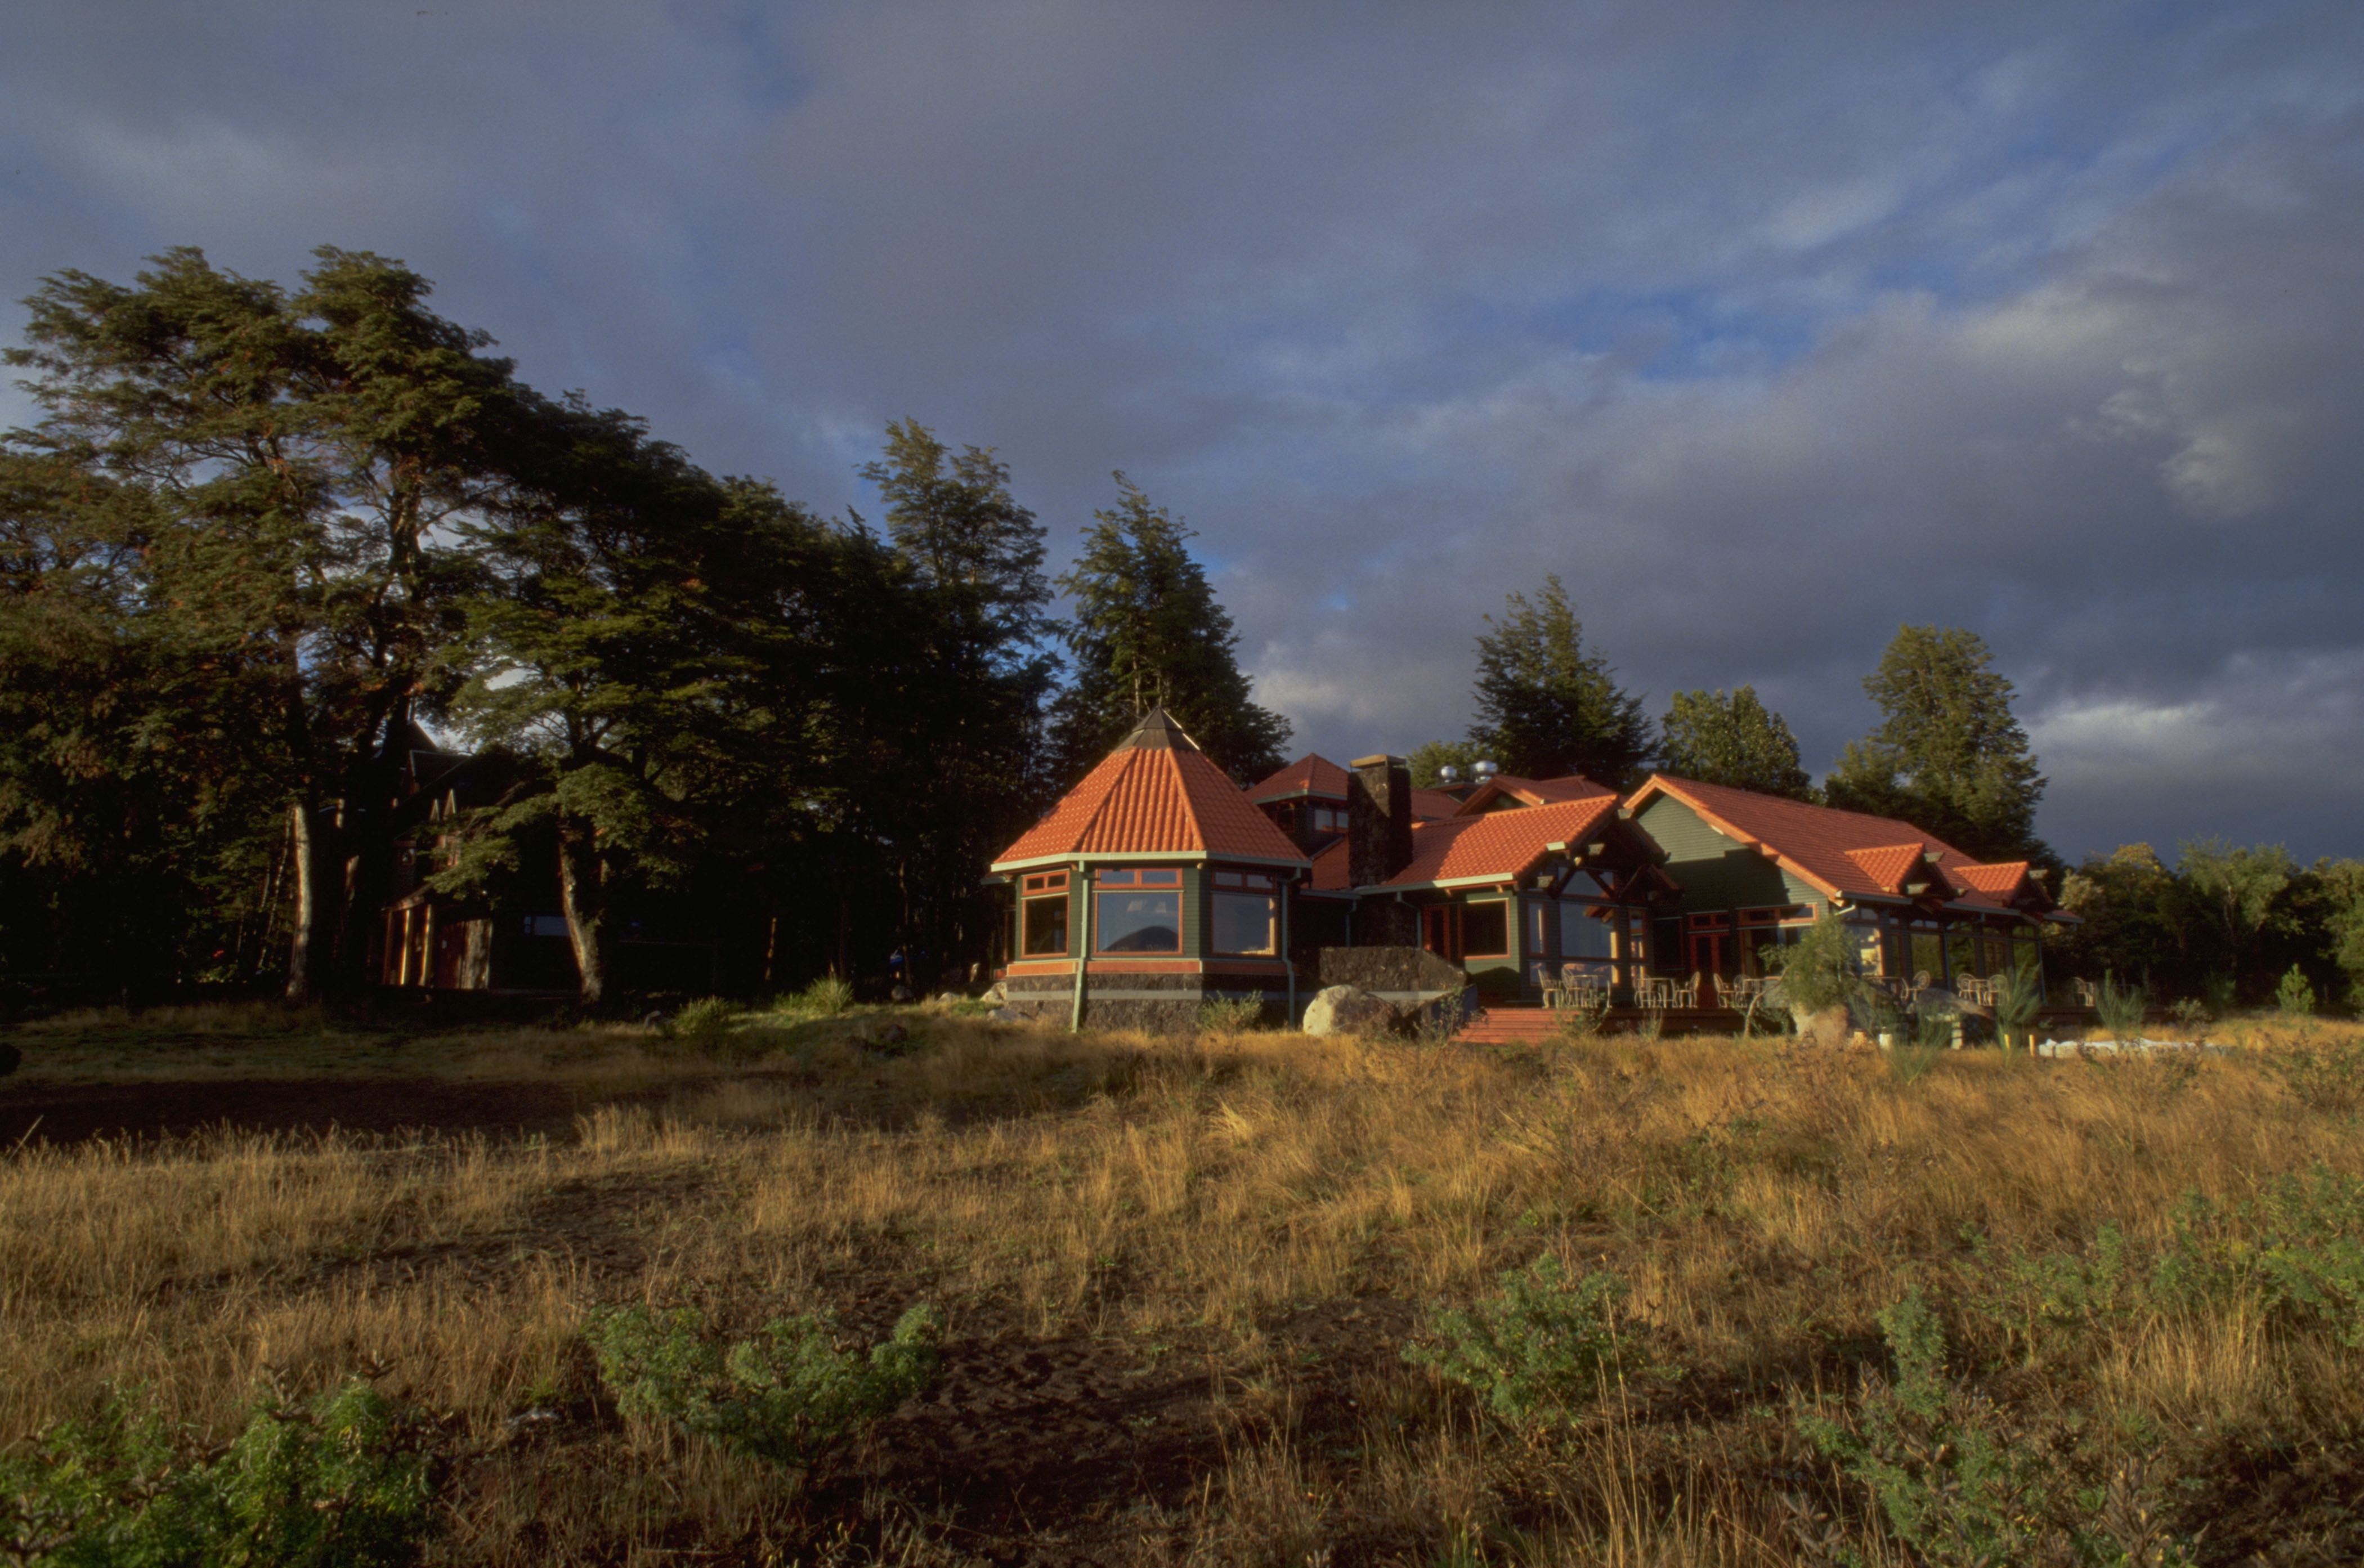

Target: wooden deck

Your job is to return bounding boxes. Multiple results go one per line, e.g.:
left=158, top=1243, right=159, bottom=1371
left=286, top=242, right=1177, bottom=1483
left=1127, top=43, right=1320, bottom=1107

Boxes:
left=1455, top=1002, right=2107, bottom=1046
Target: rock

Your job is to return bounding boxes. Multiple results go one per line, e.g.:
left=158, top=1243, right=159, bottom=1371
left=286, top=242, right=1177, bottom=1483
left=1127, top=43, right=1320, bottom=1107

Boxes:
left=1790, top=1005, right=1851, bottom=1047
left=1302, top=984, right=1394, bottom=1037
left=979, top=980, right=1009, bottom=1006
left=864, top=1019, right=911, bottom=1050
left=988, top=1006, right=1024, bottom=1024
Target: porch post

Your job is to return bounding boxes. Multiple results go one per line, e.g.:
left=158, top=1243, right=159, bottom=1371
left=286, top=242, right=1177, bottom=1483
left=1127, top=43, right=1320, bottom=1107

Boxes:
left=1069, top=860, right=1091, bottom=1033
left=1282, top=877, right=1295, bottom=1025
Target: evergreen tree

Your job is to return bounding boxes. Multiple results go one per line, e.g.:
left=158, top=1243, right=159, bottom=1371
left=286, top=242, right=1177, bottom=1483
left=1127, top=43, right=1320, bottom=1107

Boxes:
left=3, top=247, right=525, bottom=998
left=1407, top=740, right=1484, bottom=790
left=857, top=422, right=1057, bottom=985
left=1658, top=686, right=1814, bottom=799
left=1049, top=475, right=1291, bottom=785
left=1824, top=625, right=2050, bottom=864
left=1467, top=576, right=1652, bottom=785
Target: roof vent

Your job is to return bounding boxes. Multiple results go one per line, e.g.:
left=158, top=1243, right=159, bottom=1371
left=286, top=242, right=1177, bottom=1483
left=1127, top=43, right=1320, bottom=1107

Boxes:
left=1473, top=759, right=1499, bottom=778
left=1437, top=764, right=1459, bottom=784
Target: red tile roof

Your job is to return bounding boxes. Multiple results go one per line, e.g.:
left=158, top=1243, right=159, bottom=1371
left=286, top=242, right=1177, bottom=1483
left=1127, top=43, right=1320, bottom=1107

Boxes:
left=1409, top=789, right=1462, bottom=820
left=1308, top=835, right=1353, bottom=892
left=1844, top=843, right=1934, bottom=895
left=1627, top=775, right=2049, bottom=912
left=993, top=709, right=1311, bottom=870
left=1382, top=796, right=1623, bottom=889
left=1456, top=773, right=1616, bottom=814
left=1246, top=753, right=1353, bottom=804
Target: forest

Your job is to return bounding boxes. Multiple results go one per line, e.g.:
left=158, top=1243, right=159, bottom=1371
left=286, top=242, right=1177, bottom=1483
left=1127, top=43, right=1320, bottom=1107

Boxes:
left=2, top=247, right=2358, bottom=1014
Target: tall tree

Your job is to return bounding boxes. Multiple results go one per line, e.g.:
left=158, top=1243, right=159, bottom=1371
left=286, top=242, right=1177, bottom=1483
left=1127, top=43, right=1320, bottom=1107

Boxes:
left=3, top=247, right=523, bottom=998
left=857, top=422, right=1057, bottom=985
left=1049, top=475, right=1291, bottom=785
left=1467, top=576, right=1653, bottom=785
left=1824, top=625, right=2050, bottom=865
left=1659, top=686, right=1814, bottom=799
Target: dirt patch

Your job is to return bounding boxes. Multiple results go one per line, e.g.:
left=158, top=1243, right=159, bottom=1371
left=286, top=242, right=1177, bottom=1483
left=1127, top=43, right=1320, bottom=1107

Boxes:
left=0, top=1077, right=584, bottom=1145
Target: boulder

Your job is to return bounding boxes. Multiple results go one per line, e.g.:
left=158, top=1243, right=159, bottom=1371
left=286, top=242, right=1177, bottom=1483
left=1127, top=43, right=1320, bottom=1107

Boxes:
left=979, top=980, right=1009, bottom=1006
left=987, top=1006, right=1025, bottom=1024
left=1302, top=984, right=1394, bottom=1038
left=1790, top=1004, right=1852, bottom=1047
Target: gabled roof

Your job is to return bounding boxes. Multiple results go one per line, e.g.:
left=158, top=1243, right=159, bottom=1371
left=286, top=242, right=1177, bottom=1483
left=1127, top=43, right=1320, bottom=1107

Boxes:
left=1246, top=752, right=1353, bottom=804
left=993, top=708, right=1311, bottom=871
left=1308, top=835, right=1353, bottom=893
left=1409, top=788, right=1462, bottom=820
left=1381, top=796, right=1624, bottom=890
left=1626, top=774, right=2053, bottom=913
left=1456, top=773, right=1616, bottom=815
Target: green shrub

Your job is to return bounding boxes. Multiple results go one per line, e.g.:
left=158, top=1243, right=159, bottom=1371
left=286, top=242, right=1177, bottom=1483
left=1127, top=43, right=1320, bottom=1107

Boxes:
left=1765, top=912, right=1860, bottom=1015
left=587, top=1303, right=939, bottom=1470
left=1990, top=964, right=2044, bottom=1052
left=1, top=1379, right=436, bottom=1567
left=2094, top=970, right=2147, bottom=1042
left=1193, top=997, right=1264, bottom=1035
left=671, top=997, right=741, bottom=1038
left=793, top=975, right=856, bottom=1019
left=1553, top=991, right=1610, bottom=1042
left=1404, top=1257, right=1636, bottom=1430
left=1796, top=1295, right=2076, bottom=1567
left=2268, top=1031, right=2364, bottom=1117
left=2276, top=965, right=2317, bottom=1017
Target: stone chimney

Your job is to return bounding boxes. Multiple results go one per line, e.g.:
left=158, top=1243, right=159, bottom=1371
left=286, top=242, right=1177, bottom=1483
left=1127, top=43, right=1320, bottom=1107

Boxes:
left=1347, top=754, right=1414, bottom=888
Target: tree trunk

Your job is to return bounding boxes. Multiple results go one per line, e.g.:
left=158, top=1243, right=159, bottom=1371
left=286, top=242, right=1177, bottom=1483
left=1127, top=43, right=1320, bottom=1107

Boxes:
left=284, top=801, right=322, bottom=1002
left=557, top=813, right=607, bottom=1008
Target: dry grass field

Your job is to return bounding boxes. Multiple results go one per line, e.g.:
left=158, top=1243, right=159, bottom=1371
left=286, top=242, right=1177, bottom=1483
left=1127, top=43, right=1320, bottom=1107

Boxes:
left=3, top=1002, right=2362, bottom=1565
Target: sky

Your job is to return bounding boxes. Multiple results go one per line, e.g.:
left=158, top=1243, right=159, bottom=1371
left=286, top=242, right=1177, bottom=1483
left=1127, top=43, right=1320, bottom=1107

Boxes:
left=3, top=2, right=2361, bottom=862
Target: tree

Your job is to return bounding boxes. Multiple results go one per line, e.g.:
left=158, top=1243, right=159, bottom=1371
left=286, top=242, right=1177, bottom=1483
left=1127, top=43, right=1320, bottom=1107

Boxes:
left=1048, top=474, right=1291, bottom=784
left=1467, top=576, right=1653, bottom=785
left=2175, top=837, right=2297, bottom=998
left=1824, top=625, right=2050, bottom=866
left=1408, top=740, right=1484, bottom=790
left=3, top=247, right=527, bottom=998
left=1658, top=686, right=1814, bottom=799
left=856, top=422, right=1057, bottom=984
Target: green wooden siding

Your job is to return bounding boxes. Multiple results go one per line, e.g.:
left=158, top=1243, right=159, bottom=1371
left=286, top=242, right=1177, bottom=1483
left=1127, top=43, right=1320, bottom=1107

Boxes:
left=1635, top=796, right=1827, bottom=914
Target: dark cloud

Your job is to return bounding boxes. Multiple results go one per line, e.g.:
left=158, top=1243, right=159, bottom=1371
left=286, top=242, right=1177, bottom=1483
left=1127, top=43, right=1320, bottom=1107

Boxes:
left=5, top=1, right=2360, bottom=859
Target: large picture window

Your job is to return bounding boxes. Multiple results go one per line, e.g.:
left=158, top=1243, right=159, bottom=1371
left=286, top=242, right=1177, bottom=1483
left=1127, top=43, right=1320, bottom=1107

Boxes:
left=1559, top=902, right=1615, bottom=959
left=1020, top=871, right=1070, bottom=957
left=1212, top=869, right=1278, bottom=956
left=1461, top=900, right=1510, bottom=957
left=1095, top=868, right=1182, bottom=953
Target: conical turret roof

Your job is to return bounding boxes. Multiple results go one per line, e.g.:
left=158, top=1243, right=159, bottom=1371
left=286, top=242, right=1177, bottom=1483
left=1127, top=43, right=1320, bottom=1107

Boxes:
left=991, top=707, right=1311, bottom=870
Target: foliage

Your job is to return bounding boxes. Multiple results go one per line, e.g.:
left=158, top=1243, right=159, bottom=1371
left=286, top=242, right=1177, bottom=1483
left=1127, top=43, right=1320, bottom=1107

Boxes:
left=2276, top=964, right=2317, bottom=1017
left=586, top=1303, right=940, bottom=1470
left=786, top=975, right=856, bottom=1019
left=1990, top=963, right=2043, bottom=1052
left=1824, top=625, right=2050, bottom=867
left=1553, top=990, right=1611, bottom=1041
left=1465, top=576, right=1653, bottom=786
left=0, top=1379, right=435, bottom=1567
left=669, top=997, right=741, bottom=1038
left=1794, top=1295, right=2123, bottom=1567
left=1194, top=997, right=1265, bottom=1035
left=2264, top=1032, right=2364, bottom=1117
left=1405, top=1258, right=1636, bottom=1430
left=1047, top=475, right=1290, bottom=787
left=1406, top=738, right=1485, bottom=790
left=2094, top=971, right=2148, bottom=1043
left=1765, top=911, right=1860, bottom=1016
left=1658, top=686, right=1813, bottom=799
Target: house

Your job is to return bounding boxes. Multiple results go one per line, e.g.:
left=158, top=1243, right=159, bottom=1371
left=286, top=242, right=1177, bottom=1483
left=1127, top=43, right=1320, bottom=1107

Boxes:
left=987, top=708, right=1313, bottom=1030
left=1624, top=774, right=2063, bottom=991
left=1261, top=753, right=1675, bottom=1001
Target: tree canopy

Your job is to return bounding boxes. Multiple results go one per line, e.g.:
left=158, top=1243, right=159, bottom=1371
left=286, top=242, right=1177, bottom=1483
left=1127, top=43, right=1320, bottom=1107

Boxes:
left=1467, top=576, right=1653, bottom=786
left=1824, top=625, right=2050, bottom=866
left=1049, top=475, right=1291, bottom=786
left=1658, top=686, right=1814, bottom=800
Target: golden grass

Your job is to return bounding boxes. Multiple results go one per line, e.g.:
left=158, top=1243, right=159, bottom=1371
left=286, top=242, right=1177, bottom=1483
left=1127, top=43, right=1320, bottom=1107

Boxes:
left=2, top=1009, right=2360, bottom=1562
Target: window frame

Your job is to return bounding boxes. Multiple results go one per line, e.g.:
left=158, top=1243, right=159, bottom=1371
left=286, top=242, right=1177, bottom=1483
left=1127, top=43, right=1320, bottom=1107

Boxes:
left=1210, top=868, right=1280, bottom=957
left=1019, top=870, right=1071, bottom=958
left=1460, top=898, right=1512, bottom=958
left=1093, top=867, right=1184, bottom=955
